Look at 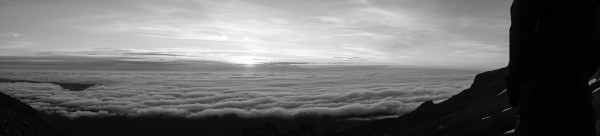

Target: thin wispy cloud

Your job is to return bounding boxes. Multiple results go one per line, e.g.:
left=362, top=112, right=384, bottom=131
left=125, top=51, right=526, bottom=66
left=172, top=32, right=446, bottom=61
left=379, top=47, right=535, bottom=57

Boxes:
left=0, top=0, right=511, bottom=70
left=0, top=33, right=42, bottom=49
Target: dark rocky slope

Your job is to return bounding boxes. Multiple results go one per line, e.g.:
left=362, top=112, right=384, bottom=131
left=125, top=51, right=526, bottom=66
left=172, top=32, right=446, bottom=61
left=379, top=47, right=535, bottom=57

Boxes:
left=334, top=67, right=600, bottom=136
left=0, top=91, right=59, bottom=136
left=335, top=68, right=516, bottom=136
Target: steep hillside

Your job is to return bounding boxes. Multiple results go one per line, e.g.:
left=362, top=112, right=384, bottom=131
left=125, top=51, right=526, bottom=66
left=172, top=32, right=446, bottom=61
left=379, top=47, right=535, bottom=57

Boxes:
left=335, top=67, right=600, bottom=136
left=336, top=68, right=515, bottom=136
left=0, top=91, right=59, bottom=136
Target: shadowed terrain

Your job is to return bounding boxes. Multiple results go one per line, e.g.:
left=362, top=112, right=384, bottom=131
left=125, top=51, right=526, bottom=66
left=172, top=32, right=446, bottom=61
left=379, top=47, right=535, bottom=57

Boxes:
left=0, top=90, right=59, bottom=136
left=334, top=68, right=516, bottom=136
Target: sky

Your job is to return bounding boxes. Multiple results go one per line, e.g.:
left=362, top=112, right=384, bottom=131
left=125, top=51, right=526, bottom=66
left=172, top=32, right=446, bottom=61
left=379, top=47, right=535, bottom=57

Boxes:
left=0, top=0, right=512, bottom=70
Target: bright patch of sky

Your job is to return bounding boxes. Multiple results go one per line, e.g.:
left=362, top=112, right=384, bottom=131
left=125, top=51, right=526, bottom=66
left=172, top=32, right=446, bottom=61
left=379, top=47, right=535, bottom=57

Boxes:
left=0, top=0, right=512, bottom=70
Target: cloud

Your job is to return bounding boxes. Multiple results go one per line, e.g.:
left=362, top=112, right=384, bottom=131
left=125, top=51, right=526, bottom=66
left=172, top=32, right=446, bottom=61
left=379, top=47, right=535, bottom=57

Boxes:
left=0, top=70, right=476, bottom=118
left=0, top=32, right=43, bottom=49
left=54, top=0, right=507, bottom=69
left=0, top=33, right=25, bottom=38
left=0, top=0, right=512, bottom=69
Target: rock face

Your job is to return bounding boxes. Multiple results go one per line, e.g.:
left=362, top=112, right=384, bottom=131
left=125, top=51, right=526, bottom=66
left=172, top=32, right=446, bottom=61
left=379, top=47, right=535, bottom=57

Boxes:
left=337, top=67, right=600, bottom=136
left=336, top=68, right=515, bottom=136
left=0, top=91, right=59, bottom=136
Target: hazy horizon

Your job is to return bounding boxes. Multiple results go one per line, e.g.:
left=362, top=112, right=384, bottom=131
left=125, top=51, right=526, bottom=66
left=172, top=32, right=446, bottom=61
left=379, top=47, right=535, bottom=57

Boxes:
left=0, top=0, right=512, bottom=71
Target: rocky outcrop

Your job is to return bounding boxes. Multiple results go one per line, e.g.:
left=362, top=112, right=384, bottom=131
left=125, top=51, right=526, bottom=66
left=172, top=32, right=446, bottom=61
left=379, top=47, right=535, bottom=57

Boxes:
left=0, top=91, right=59, bottom=136
left=335, top=67, right=600, bottom=136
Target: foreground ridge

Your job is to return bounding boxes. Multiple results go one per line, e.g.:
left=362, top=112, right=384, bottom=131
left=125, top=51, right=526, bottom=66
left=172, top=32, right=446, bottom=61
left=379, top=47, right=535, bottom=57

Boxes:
left=0, top=91, right=59, bottom=136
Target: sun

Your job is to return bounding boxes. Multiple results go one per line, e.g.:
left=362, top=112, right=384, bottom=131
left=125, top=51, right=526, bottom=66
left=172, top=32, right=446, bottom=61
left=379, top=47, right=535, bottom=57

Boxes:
left=228, top=56, right=266, bottom=66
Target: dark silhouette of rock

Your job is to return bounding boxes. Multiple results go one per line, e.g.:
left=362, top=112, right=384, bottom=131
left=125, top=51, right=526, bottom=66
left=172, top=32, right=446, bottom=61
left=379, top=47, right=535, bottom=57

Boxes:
left=506, top=0, right=600, bottom=135
left=0, top=91, right=59, bottom=136
left=0, top=78, right=97, bottom=91
left=335, top=68, right=515, bottom=136
left=330, top=67, right=600, bottom=136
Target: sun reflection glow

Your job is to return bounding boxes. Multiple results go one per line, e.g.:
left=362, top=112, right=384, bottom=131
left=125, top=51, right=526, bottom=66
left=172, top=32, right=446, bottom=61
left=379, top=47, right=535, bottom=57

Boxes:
left=228, top=56, right=266, bottom=66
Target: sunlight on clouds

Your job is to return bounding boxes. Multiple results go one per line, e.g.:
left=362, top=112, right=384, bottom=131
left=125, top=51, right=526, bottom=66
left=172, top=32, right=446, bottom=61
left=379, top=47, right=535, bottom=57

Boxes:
left=0, top=32, right=40, bottom=49
left=0, top=0, right=511, bottom=70
left=62, top=0, right=439, bottom=66
left=226, top=55, right=268, bottom=65
left=136, top=25, right=230, bottom=41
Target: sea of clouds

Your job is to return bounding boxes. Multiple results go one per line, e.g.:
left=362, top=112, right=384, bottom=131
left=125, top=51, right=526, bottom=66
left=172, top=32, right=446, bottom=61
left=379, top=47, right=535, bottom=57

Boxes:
left=0, top=69, right=477, bottom=119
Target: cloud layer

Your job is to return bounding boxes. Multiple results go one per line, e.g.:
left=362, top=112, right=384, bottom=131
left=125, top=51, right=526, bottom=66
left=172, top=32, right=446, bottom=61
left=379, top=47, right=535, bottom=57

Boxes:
left=0, top=69, right=476, bottom=118
left=0, top=0, right=511, bottom=70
